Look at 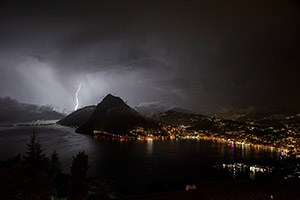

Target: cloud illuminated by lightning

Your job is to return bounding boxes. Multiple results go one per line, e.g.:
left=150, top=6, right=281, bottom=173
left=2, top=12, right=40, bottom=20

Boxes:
left=75, top=83, right=82, bottom=111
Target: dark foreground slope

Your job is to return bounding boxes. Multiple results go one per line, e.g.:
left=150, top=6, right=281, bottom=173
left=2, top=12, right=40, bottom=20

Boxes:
left=76, top=94, right=160, bottom=135
left=57, top=105, right=96, bottom=127
left=118, top=179, right=300, bottom=200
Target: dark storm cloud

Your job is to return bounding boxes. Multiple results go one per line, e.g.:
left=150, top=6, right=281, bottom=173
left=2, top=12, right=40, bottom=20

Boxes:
left=0, top=0, right=299, bottom=114
left=0, top=96, right=64, bottom=122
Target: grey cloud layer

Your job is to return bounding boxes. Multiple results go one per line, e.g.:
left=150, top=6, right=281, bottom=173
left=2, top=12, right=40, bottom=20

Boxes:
left=0, top=0, right=299, bottom=113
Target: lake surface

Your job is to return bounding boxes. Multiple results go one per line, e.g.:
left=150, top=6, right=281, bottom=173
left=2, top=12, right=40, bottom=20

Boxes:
left=0, top=123, right=280, bottom=194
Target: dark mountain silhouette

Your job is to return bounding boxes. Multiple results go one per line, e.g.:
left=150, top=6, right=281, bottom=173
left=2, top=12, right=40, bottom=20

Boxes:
left=57, top=105, right=96, bottom=127
left=76, top=94, right=160, bottom=135
left=214, top=105, right=300, bottom=125
left=158, top=110, right=244, bottom=132
left=0, top=96, right=64, bottom=123
left=158, top=110, right=209, bottom=126
left=134, top=104, right=194, bottom=118
left=134, top=104, right=167, bottom=118
left=169, top=107, right=194, bottom=114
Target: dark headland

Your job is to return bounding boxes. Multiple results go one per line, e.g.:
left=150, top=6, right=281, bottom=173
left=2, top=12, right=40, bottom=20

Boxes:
left=59, top=94, right=160, bottom=135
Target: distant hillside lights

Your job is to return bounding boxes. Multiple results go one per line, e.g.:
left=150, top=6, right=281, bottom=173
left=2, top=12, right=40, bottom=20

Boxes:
left=58, top=94, right=300, bottom=158
left=93, top=127, right=170, bottom=141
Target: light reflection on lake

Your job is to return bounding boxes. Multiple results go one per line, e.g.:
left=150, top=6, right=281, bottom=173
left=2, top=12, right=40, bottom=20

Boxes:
left=0, top=124, right=280, bottom=194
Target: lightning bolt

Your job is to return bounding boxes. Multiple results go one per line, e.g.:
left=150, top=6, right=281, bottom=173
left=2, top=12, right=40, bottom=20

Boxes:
left=75, top=83, right=82, bottom=111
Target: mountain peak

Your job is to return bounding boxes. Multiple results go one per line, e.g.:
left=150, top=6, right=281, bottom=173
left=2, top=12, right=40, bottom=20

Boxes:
left=104, top=93, right=117, bottom=99
left=76, top=94, right=160, bottom=134
left=100, top=94, right=124, bottom=105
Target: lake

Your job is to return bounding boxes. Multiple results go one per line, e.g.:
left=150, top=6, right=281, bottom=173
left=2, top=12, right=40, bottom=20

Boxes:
left=0, top=123, right=280, bottom=194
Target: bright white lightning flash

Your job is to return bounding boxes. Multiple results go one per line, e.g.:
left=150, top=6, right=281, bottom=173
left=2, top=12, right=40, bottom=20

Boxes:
left=75, top=83, right=82, bottom=111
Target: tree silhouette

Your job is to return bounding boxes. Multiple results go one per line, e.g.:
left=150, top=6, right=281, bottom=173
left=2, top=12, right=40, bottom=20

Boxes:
left=48, top=150, right=64, bottom=198
left=24, top=130, right=48, bottom=171
left=49, top=150, right=62, bottom=178
left=0, top=160, right=53, bottom=200
left=68, top=151, right=89, bottom=200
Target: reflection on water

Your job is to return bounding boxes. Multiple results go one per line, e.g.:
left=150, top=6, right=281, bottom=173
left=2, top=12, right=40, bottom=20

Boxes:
left=241, top=144, right=245, bottom=159
left=214, top=162, right=275, bottom=181
left=146, top=139, right=153, bottom=154
left=0, top=125, right=280, bottom=194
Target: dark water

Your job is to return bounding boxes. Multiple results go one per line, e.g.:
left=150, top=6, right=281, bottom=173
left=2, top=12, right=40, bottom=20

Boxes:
left=0, top=124, right=280, bottom=194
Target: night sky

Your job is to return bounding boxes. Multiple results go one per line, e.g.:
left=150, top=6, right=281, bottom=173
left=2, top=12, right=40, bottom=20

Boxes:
left=0, top=0, right=299, bottom=114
